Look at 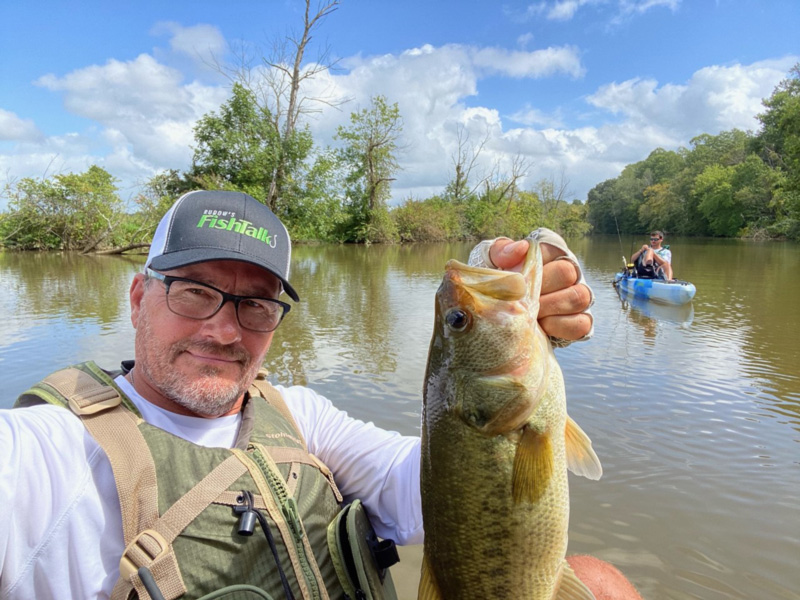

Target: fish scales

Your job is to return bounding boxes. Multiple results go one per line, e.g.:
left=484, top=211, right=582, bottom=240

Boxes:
left=419, top=239, right=602, bottom=600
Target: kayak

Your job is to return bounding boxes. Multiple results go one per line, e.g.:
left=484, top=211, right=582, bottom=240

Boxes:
left=616, top=286, right=695, bottom=325
left=613, top=272, right=696, bottom=305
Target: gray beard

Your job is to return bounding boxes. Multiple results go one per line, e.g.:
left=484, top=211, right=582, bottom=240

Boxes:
left=147, top=362, right=245, bottom=417
left=136, top=302, right=259, bottom=417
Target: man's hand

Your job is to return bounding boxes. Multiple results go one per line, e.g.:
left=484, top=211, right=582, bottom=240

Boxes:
left=489, top=239, right=593, bottom=341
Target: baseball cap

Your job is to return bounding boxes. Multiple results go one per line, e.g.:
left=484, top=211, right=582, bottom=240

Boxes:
left=145, top=190, right=299, bottom=301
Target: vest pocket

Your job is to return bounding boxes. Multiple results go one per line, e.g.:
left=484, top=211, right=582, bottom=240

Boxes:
left=327, top=501, right=400, bottom=600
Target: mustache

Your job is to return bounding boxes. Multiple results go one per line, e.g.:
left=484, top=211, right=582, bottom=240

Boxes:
left=173, top=339, right=251, bottom=364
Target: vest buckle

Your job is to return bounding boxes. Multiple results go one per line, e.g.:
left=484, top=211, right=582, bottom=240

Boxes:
left=119, top=529, right=170, bottom=580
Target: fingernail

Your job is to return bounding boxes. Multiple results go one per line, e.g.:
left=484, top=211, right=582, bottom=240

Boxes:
left=502, top=241, right=521, bottom=255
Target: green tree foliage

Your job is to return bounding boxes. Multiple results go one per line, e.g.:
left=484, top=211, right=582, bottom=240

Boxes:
left=281, top=150, right=348, bottom=242
left=190, top=83, right=313, bottom=216
left=392, top=196, right=465, bottom=242
left=755, top=63, right=800, bottom=237
left=335, top=95, right=403, bottom=243
left=1, top=166, right=122, bottom=251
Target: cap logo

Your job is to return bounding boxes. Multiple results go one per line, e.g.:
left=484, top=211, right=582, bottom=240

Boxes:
left=196, top=213, right=278, bottom=248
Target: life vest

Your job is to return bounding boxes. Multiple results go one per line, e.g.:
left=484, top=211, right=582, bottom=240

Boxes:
left=15, top=361, right=381, bottom=600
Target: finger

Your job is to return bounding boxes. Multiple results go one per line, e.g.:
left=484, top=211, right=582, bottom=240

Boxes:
left=541, top=259, right=579, bottom=295
left=539, top=284, right=592, bottom=319
left=540, top=242, right=566, bottom=265
left=489, top=239, right=529, bottom=271
left=539, top=313, right=593, bottom=342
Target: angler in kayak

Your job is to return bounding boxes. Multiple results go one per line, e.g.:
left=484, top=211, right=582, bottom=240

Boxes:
left=631, top=230, right=673, bottom=280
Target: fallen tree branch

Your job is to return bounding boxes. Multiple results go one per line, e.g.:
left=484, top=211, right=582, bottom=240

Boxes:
left=93, top=242, right=151, bottom=256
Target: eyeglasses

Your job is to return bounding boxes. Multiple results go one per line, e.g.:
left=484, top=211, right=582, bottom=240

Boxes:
left=146, top=269, right=290, bottom=332
left=650, top=237, right=661, bottom=241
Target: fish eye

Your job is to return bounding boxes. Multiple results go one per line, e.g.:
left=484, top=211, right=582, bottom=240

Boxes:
left=445, top=308, right=471, bottom=332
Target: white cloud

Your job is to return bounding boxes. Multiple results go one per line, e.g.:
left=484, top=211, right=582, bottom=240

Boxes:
left=302, top=49, right=796, bottom=204
left=509, top=105, right=564, bottom=128
left=587, top=58, right=796, bottom=137
left=0, top=109, right=43, bottom=142
left=518, top=0, right=679, bottom=22
left=548, top=1, right=582, bottom=21
left=471, top=45, right=584, bottom=78
left=517, top=33, right=534, bottom=48
left=151, top=22, right=227, bottom=65
left=35, top=54, right=228, bottom=167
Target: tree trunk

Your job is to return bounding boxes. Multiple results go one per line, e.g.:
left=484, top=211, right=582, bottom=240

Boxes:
left=92, top=242, right=151, bottom=256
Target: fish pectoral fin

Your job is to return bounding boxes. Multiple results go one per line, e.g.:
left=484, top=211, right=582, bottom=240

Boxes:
left=417, top=552, right=444, bottom=600
left=565, top=416, right=603, bottom=481
left=512, top=426, right=553, bottom=504
left=553, top=561, right=597, bottom=600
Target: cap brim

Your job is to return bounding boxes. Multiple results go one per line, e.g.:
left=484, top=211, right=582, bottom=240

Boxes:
left=149, top=249, right=300, bottom=302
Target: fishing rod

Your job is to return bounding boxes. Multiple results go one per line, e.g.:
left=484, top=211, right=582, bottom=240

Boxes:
left=611, top=206, right=629, bottom=270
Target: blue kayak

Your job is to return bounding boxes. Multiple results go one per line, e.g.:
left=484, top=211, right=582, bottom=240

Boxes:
left=614, top=272, right=696, bottom=305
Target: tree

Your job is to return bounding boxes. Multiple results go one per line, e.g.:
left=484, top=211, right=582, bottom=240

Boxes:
left=216, top=0, right=343, bottom=210
left=444, top=124, right=489, bottom=204
left=693, top=164, right=739, bottom=236
left=535, top=171, right=572, bottom=231
left=191, top=83, right=293, bottom=207
left=756, top=63, right=800, bottom=173
left=1, top=166, right=122, bottom=251
left=638, top=182, right=684, bottom=234
left=335, top=95, right=403, bottom=243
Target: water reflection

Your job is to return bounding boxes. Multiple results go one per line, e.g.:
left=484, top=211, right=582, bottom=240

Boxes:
left=615, top=286, right=694, bottom=346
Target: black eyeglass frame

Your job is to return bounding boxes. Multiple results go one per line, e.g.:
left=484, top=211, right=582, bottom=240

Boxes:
left=145, top=268, right=291, bottom=332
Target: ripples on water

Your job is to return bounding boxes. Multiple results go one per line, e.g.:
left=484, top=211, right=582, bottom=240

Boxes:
left=1, top=238, right=799, bottom=599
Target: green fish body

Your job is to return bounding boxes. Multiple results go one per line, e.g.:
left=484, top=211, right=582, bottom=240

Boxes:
left=419, top=240, right=602, bottom=600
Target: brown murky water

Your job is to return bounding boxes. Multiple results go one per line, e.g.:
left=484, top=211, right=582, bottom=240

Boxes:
left=1, top=235, right=798, bottom=599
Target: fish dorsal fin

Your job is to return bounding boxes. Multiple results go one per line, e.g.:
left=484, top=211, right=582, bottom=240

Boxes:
left=417, top=552, right=444, bottom=600
left=512, top=426, right=553, bottom=504
left=565, top=416, right=603, bottom=480
left=553, top=562, right=597, bottom=600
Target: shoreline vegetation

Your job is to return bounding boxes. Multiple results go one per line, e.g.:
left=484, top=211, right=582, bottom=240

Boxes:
left=2, top=63, right=798, bottom=254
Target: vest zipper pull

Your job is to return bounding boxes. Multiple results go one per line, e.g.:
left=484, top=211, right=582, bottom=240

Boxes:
left=282, top=496, right=304, bottom=539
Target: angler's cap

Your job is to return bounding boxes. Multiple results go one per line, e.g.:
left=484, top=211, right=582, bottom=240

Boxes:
left=145, top=190, right=299, bottom=301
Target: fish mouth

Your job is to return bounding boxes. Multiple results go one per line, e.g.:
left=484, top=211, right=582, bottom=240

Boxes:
left=444, top=261, right=529, bottom=303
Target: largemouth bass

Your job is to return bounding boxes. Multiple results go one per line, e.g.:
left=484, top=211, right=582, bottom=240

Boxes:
left=419, top=238, right=602, bottom=600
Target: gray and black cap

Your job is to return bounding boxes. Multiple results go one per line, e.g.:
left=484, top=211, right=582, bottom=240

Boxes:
left=145, top=190, right=299, bottom=301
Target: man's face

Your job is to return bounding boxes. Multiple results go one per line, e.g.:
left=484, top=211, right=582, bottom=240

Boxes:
left=650, top=235, right=663, bottom=248
left=129, top=259, right=282, bottom=417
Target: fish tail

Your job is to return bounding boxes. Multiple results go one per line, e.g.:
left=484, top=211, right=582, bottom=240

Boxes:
left=418, top=552, right=444, bottom=600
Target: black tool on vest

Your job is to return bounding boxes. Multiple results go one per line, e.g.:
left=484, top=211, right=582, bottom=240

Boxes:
left=234, top=491, right=258, bottom=536
left=234, top=490, right=296, bottom=600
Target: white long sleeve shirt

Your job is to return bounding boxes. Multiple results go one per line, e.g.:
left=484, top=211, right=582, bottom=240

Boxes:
left=0, top=377, right=422, bottom=599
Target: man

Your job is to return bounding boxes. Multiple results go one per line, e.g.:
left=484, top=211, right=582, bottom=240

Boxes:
left=632, top=230, right=672, bottom=280
left=0, top=191, right=638, bottom=599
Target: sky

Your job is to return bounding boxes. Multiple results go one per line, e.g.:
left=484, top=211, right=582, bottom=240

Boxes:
left=1, top=0, right=798, bottom=209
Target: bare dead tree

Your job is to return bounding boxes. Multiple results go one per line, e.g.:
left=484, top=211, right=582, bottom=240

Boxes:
left=537, top=168, right=572, bottom=224
left=450, top=124, right=490, bottom=202
left=481, top=154, right=531, bottom=210
left=209, top=0, right=348, bottom=210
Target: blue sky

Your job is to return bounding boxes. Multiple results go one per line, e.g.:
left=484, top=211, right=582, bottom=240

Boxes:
left=1, top=0, right=798, bottom=207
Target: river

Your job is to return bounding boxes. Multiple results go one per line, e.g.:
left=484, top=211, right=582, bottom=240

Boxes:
left=1, top=235, right=798, bottom=599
